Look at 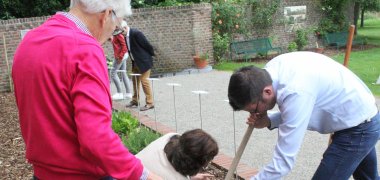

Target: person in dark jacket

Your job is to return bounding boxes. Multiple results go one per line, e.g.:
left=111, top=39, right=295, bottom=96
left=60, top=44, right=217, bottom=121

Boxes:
left=124, top=23, right=155, bottom=111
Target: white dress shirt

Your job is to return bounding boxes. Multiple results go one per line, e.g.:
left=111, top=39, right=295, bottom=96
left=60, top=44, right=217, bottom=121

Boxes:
left=251, top=51, right=378, bottom=179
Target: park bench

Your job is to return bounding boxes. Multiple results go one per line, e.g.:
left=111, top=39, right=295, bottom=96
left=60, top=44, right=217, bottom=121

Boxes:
left=323, top=31, right=364, bottom=50
left=230, top=37, right=282, bottom=61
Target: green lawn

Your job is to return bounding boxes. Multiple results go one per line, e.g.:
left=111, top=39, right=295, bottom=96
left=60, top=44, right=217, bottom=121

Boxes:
left=333, top=48, right=380, bottom=96
left=214, top=17, right=380, bottom=96
left=358, top=17, right=380, bottom=46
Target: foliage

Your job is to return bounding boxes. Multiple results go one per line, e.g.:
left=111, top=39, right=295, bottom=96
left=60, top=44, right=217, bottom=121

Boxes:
left=131, top=0, right=209, bottom=8
left=122, top=127, right=161, bottom=154
left=294, top=29, right=309, bottom=51
left=212, top=33, right=230, bottom=62
left=0, top=0, right=69, bottom=20
left=211, top=1, right=246, bottom=36
left=358, top=18, right=380, bottom=45
left=248, top=0, right=280, bottom=33
left=214, top=60, right=266, bottom=71
left=287, top=42, right=298, bottom=52
left=106, top=56, right=114, bottom=69
left=316, top=0, right=350, bottom=36
left=199, top=52, right=209, bottom=61
left=358, top=0, right=380, bottom=12
left=111, top=111, right=139, bottom=136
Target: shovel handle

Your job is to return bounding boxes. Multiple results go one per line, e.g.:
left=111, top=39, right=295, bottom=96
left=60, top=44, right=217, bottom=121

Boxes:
left=225, top=125, right=254, bottom=180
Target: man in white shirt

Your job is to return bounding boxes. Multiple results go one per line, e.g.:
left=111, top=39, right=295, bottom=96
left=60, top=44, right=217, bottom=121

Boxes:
left=228, top=51, right=380, bottom=180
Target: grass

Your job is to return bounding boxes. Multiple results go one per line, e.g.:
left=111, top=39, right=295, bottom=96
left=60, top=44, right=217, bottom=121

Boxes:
left=213, top=60, right=265, bottom=70
left=333, top=49, right=380, bottom=96
left=214, top=16, right=380, bottom=97
left=358, top=15, right=380, bottom=46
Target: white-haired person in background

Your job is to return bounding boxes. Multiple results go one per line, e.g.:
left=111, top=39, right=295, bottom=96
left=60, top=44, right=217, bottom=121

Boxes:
left=110, top=20, right=133, bottom=100
left=12, top=0, right=161, bottom=179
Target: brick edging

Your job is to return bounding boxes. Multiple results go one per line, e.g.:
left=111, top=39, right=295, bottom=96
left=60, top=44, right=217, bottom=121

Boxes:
left=113, top=101, right=258, bottom=179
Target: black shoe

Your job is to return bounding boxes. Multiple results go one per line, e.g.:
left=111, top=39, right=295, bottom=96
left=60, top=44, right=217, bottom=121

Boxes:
left=125, top=101, right=138, bottom=108
left=140, top=104, right=154, bottom=111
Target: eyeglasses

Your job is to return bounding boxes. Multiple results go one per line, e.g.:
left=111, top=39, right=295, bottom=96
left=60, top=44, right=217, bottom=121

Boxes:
left=110, top=10, right=117, bottom=21
left=110, top=10, right=123, bottom=35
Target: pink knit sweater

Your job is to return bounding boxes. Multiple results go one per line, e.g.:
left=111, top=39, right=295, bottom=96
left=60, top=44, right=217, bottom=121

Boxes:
left=12, top=14, right=143, bottom=180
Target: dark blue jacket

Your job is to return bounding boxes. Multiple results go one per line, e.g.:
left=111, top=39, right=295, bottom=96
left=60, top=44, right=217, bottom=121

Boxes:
left=128, top=28, right=155, bottom=73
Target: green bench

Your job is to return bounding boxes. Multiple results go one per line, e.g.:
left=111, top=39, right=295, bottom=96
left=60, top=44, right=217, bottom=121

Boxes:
left=230, top=38, right=282, bottom=61
left=323, top=32, right=364, bottom=50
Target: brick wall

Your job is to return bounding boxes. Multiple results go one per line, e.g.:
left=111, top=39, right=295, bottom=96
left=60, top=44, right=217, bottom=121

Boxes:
left=0, top=2, right=355, bottom=93
left=0, top=4, right=213, bottom=92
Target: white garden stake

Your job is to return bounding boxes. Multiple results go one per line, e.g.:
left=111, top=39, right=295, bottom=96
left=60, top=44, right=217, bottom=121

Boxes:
left=191, top=90, right=209, bottom=129
left=167, top=83, right=181, bottom=132
left=224, top=99, right=238, bottom=179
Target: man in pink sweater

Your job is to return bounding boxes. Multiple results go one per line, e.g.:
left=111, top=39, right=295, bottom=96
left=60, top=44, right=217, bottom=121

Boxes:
left=12, top=0, right=160, bottom=179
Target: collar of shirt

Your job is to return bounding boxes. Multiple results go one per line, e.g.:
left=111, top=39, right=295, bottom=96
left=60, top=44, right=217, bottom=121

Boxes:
left=57, top=12, right=92, bottom=36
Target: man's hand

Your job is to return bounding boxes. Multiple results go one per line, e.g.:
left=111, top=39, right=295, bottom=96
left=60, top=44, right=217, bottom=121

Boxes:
left=246, top=111, right=270, bottom=129
left=190, top=173, right=214, bottom=180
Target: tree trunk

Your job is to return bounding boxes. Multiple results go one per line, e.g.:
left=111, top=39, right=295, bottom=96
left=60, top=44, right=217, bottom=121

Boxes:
left=360, top=8, right=365, bottom=27
left=353, top=2, right=360, bottom=35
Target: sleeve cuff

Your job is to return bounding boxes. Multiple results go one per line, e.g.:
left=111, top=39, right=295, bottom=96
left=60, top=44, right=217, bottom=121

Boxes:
left=139, top=167, right=149, bottom=180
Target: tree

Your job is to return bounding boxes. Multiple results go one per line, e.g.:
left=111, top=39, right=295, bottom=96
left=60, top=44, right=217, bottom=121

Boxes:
left=352, top=0, right=380, bottom=33
left=359, top=0, right=380, bottom=27
left=0, top=0, right=68, bottom=20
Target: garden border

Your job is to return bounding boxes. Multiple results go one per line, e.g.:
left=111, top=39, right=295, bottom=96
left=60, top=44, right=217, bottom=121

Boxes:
left=112, top=101, right=258, bottom=179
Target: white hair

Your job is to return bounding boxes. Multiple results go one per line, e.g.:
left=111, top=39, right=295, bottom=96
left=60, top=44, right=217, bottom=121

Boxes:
left=121, top=20, right=128, bottom=28
left=70, top=0, right=132, bottom=17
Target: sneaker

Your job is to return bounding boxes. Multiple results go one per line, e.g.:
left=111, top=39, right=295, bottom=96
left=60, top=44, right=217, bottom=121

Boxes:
left=111, top=93, right=124, bottom=100
left=125, top=101, right=138, bottom=108
left=140, top=104, right=154, bottom=111
left=125, top=93, right=132, bottom=98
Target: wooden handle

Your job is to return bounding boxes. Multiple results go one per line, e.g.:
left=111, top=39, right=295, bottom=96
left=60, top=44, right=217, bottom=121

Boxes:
left=225, top=125, right=254, bottom=180
left=343, top=25, right=355, bottom=67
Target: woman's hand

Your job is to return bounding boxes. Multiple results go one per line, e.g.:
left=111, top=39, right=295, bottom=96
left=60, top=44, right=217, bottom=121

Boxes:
left=190, top=173, right=214, bottom=180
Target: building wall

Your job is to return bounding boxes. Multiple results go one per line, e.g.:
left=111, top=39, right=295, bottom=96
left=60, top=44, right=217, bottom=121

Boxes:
left=0, top=2, right=355, bottom=92
left=0, top=4, right=213, bottom=92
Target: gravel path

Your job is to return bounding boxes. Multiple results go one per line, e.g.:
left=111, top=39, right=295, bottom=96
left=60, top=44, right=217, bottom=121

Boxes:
left=115, top=70, right=380, bottom=180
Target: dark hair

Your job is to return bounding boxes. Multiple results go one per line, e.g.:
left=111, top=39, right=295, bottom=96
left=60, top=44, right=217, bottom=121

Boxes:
left=228, top=65, right=272, bottom=111
left=164, top=129, right=218, bottom=176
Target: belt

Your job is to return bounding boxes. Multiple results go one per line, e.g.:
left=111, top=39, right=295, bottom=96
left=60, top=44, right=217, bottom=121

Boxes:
left=362, top=118, right=371, bottom=124
left=361, top=111, right=379, bottom=125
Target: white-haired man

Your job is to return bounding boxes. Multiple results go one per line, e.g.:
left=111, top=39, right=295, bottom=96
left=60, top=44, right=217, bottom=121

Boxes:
left=12, top=0, right=161, bottom=179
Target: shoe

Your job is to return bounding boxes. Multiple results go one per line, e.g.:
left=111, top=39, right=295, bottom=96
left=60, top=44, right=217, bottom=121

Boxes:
left=140, top=104, right=154, bottom=111
left=112, top=93, right=124, bottom=100
left=125, top=101, right=138, bottom=108
left=125, top=93, right=132, bottom=98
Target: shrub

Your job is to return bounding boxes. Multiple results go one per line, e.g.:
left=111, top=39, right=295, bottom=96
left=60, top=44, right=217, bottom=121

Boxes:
left=122, top=128, right=161, bottom=154
left=111, top=111, right=139, bottom=136
left=294, top=29, right=308, bottom=51
left=287, top=42, right=298, bottom=52
left=212, top=33, right=230, bottom=62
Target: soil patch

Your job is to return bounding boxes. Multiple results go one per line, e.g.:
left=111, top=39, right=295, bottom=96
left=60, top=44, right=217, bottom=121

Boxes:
left=0, top=93, right=229, bottom=179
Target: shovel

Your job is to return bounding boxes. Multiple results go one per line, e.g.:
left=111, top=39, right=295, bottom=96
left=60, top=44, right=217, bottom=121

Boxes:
left=225, top=125, right=254, bottom=180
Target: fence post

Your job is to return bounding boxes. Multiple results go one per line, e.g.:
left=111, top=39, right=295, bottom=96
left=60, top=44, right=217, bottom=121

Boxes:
left=2, top=33, right=13, bottom=92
